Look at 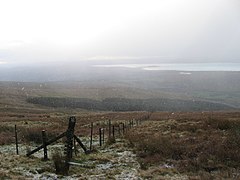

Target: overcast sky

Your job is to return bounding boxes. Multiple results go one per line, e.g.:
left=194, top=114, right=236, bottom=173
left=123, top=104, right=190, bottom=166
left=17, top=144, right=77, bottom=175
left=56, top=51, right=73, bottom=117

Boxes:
left=0, top=0, right=240, bottom=65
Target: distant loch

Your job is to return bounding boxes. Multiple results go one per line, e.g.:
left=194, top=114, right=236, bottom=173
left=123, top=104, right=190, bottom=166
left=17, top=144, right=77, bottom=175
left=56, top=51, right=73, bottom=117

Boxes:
left=93, top=63, right=240, bottom=72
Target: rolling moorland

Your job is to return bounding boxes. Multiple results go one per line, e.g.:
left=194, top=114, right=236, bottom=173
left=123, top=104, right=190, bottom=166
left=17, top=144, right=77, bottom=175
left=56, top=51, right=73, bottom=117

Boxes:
left=0, top=70, right=240, bottom=179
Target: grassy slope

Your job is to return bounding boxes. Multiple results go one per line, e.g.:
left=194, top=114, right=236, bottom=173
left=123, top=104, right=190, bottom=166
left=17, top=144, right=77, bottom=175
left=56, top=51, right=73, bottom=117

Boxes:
left=125, top=111, right=240, bottom=179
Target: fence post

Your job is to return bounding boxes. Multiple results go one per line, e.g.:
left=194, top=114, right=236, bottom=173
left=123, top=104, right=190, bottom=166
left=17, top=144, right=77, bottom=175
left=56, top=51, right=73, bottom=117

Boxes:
left=64, top=116, right=76, bottom=175
left=73, top=137, right=77, bottom=156
left=99, top=128, right=102, bottom=147
left=108, top=119, right=111, bottom=138
left=90, top=122, right=93, bottom=151
left=42, top=130, right=48, bottom=160
left=15, top=125, right=19, bottom=155
left=124, top=121, right=127, bottom=132
left=102, top=128, right=105, bottom=145
left=112, top=125, right=115, bottom=138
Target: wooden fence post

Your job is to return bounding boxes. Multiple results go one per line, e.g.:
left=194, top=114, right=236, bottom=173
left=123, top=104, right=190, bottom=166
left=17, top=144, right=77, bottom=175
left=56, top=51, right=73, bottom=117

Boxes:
left=108, top=119, right=111, bottom=138
left=102, top=128, right=105, bottom=145
left=73, top=137, right=77, bottom=156
left=99, top=128, right=102, bottom=147
left=112, top=125, right=115, bottom=138
left=124, top=121, right=127, bottom=132
left=42, top=130, right=48, bottom=160
left=15, top=125, right=19, bottom=155
left=90, top=122, right=93, bottom=151
left=64, top=116, right=76, bottom=175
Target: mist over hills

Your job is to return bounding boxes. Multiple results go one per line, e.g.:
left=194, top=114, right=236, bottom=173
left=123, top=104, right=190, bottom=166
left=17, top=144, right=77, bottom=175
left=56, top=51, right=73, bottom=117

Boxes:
left=1, top=60, right=240, bottom=82
left=0, top=61, right=240, bottom=111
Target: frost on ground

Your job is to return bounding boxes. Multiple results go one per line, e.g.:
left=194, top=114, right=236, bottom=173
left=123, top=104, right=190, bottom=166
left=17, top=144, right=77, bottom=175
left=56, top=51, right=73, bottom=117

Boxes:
left=0, top=137, right=191, bottom=179
left=0, top=139, right=142, bottom=179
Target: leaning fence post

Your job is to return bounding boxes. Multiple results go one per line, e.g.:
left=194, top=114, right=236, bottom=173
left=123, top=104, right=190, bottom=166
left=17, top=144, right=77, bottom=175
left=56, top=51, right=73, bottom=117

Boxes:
left=90, top=122, right=93, bottom=151
left=15, top=125, right=19, bottom=155
left=42, top=130, right=48, bottom=160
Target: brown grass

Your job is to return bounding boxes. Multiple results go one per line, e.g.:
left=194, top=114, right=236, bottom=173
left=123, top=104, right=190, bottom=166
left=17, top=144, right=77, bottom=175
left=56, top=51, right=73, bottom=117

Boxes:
left=125, top=112, right=240, bottom=177
left=52, top=151, right=68, bottom=175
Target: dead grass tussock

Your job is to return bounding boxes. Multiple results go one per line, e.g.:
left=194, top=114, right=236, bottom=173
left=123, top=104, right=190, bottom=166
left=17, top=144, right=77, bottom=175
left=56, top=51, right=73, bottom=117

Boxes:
left=52, top=151, right=68, bottom=175
left=0, top=132, right=14, bottom=145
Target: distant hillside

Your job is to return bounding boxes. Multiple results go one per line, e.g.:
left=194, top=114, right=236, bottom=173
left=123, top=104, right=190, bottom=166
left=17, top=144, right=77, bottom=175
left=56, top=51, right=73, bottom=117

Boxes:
left=27, top=97, right=235, bottom=112
left=1, top=69, right=240, bottom=110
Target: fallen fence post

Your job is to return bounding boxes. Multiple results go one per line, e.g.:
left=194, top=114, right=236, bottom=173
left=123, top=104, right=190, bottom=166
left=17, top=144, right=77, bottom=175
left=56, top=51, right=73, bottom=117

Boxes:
left=26, top=132, right=66, bottom=156
left=42, top=130, right=48, bottom=160
left=15, top=125, right=19, bottom=155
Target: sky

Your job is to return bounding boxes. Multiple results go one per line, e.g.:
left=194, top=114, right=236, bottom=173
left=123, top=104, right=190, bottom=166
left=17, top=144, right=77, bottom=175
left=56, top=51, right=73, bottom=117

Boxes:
left=0, top=0, right=240, bottom=65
